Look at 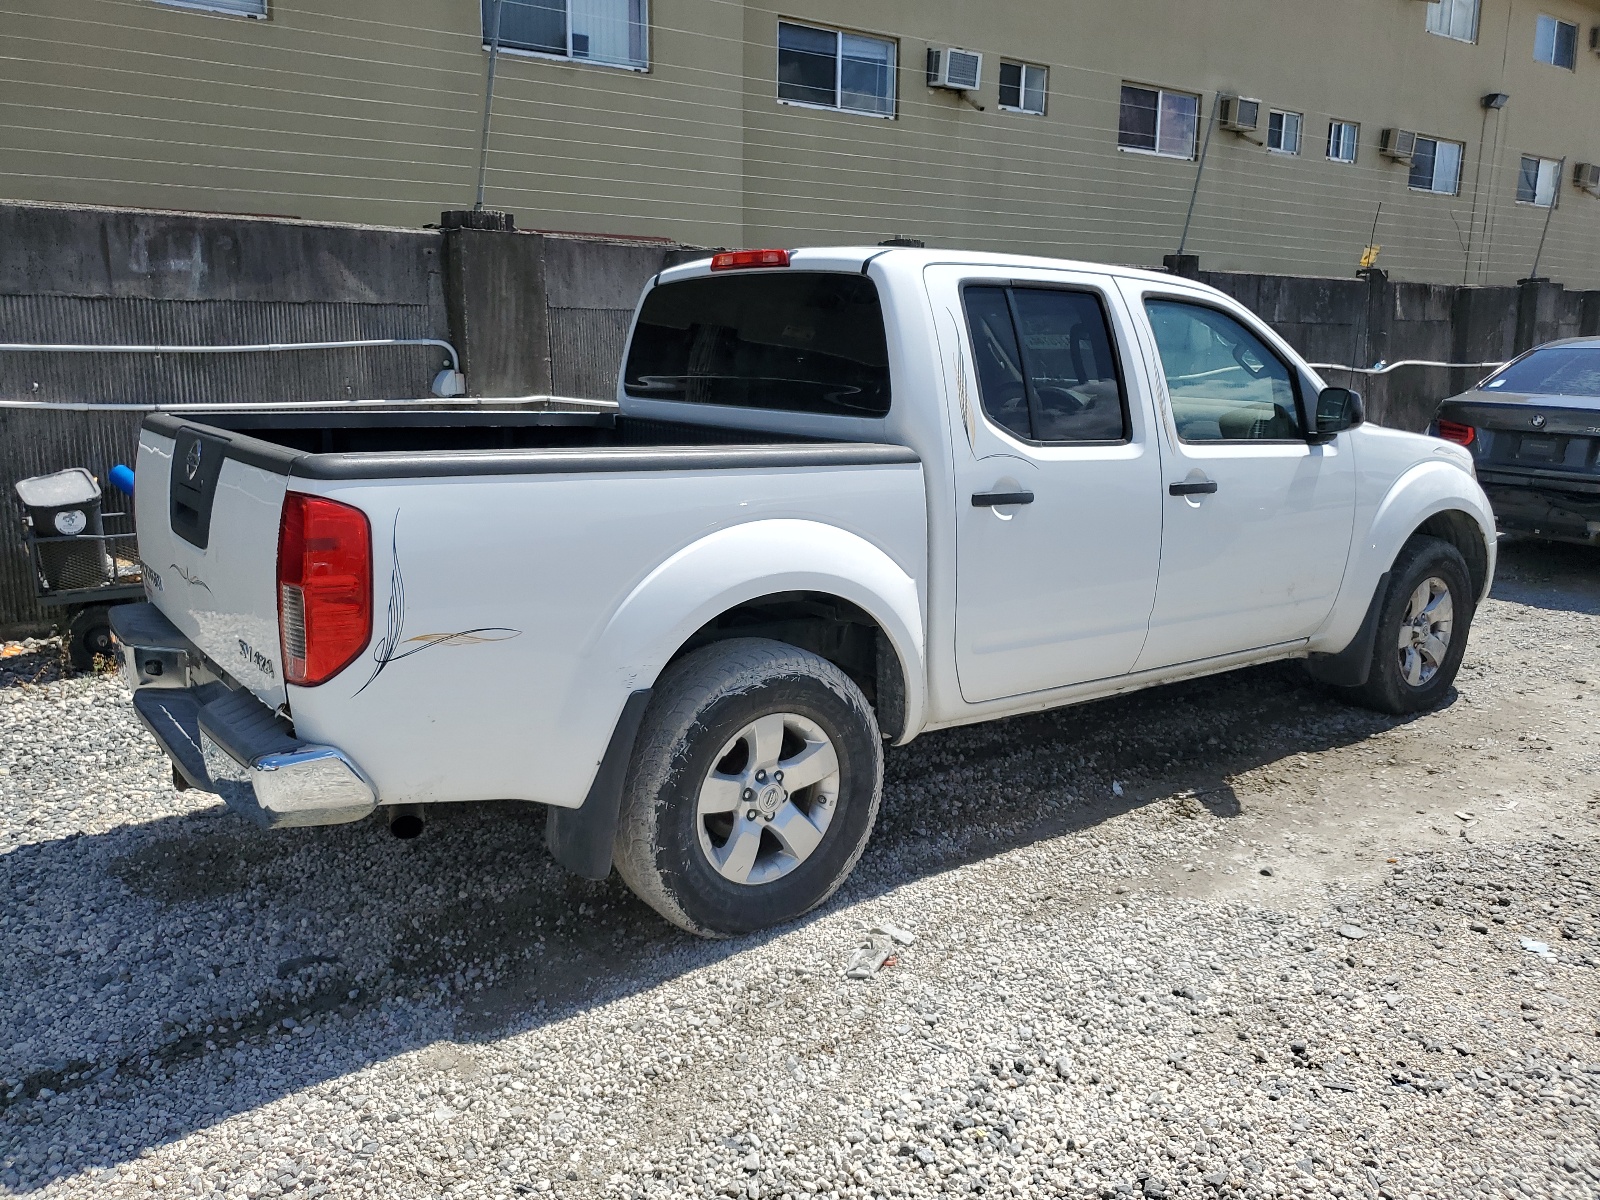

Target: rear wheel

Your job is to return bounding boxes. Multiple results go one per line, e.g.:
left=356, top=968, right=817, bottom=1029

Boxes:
left=1339, top=536, right=1475, bottom=714
left=614, top=638, right=883, bottom=937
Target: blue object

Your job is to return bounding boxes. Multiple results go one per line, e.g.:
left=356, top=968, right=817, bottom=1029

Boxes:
left=108, top=464, right=135, bottom=496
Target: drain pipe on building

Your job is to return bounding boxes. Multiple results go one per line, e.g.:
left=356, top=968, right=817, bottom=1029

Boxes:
left=474, top=0, right=507, bottom=215
left=1165, top=93, right=1222, bottom=276
left=1524, top=155, right=1566, bottom=283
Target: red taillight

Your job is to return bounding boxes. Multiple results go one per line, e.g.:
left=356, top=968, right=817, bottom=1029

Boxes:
left=276, top=493, right=372, bottom=687
left=709, top=248, right=790, bottom=271
left=1437, top=419, right=1476, bottom=446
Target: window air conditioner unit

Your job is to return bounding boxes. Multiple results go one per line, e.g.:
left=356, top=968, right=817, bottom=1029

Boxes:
left=1575, top=162, right=1600, bottom=195
left=1218, top=96, right=1261, bottom=133
left=927, top=47, right=982, bottom=91
left=1380, top=128, right=1417, bottom=164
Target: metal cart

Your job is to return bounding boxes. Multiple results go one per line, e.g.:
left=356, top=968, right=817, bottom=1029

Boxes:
left=14, top=497, right=143, bottom=669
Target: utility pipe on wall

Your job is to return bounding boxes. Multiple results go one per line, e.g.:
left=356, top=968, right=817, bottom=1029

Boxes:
left=0, top=338, right=466, bottom=396
left=1308, top=359, right=1506, bottom=377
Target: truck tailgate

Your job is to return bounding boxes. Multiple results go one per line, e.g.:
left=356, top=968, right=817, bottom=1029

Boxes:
left=135, top=422, right=290, bottom=709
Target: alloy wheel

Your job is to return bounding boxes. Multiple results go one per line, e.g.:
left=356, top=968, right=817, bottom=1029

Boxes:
left=695, top=712, right=840, bottom=885
left=1397, top=575, right=1453, bottom=688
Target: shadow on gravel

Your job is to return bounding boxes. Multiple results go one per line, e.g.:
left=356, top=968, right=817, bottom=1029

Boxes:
left=1490, top=537, right=1600, bottom=615
left=0, top=642, right=73, bottom=690
left=0, top=649, right=1444, bottom=1188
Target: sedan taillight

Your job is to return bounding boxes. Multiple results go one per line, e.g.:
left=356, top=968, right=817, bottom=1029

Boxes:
left=1437, top=419, right=1476, bottom=447
left=276, top=493, right=372, bottom=686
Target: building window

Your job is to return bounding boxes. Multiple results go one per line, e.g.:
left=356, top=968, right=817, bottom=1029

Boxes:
left=998, top=61, right=1048, bottom=114
left=1517, top=155, right=1562, bottom=206
left=1534, top=14, right=1578, bottom=68
left=1408, top=137, right=1463, bottom=194
left=1327, top=120, right=1359, bottom=163
left=1117, top=84, right=1200, bottom=159
left=1267, top=111, right=1302, bottom=155
left=1425, top=0, right=1479, bottom=42
left=154, top=0, right=266, bottom=15
left=776, top=21, right=896, bottom=116
left=482, top=0, right=648, bottom=69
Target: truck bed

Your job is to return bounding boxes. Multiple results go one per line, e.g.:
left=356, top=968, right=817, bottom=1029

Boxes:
left=131, top=405, right=927, bottom=811
left=177, top=407, right=818, bottom=455
left=144, top=408, right=908, bottom=481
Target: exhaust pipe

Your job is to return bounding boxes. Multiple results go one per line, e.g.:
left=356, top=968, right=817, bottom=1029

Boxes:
left=387, top=804, right=425, bottom=840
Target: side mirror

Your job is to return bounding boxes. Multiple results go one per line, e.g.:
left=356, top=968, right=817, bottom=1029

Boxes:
left=1312, top=386, right=1364, bottom=440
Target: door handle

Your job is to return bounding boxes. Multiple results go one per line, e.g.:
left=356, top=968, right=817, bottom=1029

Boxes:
left=1168, top=480, right=1219, bottom=496
left=971, top=491, right=1035, bottom=507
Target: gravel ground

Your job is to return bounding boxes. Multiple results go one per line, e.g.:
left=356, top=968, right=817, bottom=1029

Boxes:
left=1, top=537, right=1598, bottom=1200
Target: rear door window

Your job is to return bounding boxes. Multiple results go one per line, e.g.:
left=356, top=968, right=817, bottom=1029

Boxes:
left=623, top=272, right=891, bottom=417
left=961, top=285, right=1129, bottom=442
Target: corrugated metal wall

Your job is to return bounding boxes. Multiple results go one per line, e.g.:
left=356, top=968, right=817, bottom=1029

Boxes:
left=0, top=408, right=143, bottom=633
left=540, top=236, right=676, bottom=403
left=0, top=206, right=701, bottom=633
left=548, top=308, right=632, bottom=401
left=0, top=203, right=451, bottom=633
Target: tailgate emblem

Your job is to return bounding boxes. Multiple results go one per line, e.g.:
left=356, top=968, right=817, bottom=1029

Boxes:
left=1531, top=414, right=1547, bottom=429
left=185, top=440, right=203, bottom=481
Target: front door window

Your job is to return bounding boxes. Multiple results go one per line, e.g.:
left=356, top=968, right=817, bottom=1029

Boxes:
left=1145, top=300, right=1303, bottom=441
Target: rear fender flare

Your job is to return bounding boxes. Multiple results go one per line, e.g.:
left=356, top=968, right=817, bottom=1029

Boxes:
left=594, top=519, right=927, bottom=745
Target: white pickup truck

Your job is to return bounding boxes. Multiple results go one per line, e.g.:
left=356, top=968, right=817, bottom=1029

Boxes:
left=114, top=247, right=1494, bottom=936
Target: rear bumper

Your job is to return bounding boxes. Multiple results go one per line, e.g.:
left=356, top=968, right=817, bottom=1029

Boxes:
left=111, top=603, right=377, bottom=829
left=1479, top=475, right=1600, bottom=544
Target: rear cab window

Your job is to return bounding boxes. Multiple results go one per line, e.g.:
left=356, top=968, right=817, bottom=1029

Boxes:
left=623, top=272, right=891, bottom=417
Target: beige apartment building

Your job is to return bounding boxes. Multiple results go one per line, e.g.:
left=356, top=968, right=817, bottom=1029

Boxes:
left=3, top=0, right=1599, bottom=285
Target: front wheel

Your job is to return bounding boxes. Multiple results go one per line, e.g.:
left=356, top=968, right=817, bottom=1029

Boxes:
left=613, top=638, right=883, bottom=937
left=1339, top=535, right=1475, bottom=715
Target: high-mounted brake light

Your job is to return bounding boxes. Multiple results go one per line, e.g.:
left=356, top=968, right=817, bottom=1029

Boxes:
left=709, top=248, right=790, bottom=271
left=1437, top=419, right=1476, bottom=447
left=277, top=493, right=372, bottom=687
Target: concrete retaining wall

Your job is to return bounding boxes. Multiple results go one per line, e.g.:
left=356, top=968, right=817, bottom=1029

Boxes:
left=1203, top=267, right=1600, bottom=431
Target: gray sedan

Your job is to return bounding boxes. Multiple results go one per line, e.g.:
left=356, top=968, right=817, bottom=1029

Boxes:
left=1432, top=337, right=1600, bottom=546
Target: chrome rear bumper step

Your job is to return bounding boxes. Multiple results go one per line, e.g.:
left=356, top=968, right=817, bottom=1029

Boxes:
left=115, top=603, right=376, bottom=829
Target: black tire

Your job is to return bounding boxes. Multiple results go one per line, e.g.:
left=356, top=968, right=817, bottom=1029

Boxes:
left=613, top=638, right=883, bottom=937
left=66, top=605, right=115, bottom=671
left=1339, top=535, right=1475, bottom=715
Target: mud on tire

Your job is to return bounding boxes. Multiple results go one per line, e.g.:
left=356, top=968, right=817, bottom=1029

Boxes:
left=613, top=638, right=883, bottom=937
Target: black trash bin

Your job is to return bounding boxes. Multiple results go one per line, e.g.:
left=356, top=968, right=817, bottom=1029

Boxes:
left=15, top=467, right=111, bottom=591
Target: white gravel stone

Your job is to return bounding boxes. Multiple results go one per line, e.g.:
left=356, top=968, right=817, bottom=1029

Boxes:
left=1, top=540, right=1598, bottom=1199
